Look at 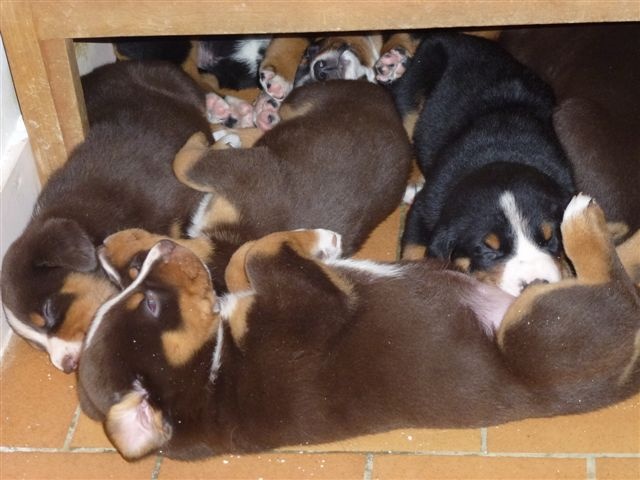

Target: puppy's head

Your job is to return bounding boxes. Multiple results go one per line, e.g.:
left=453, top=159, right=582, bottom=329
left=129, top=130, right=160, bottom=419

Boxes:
left=429, top=171, right=572, bottom=296
left=79, top=239, right=221, bottom=461
left=1, top=217, right=116, bottom=373
left=295, top=35, right=382, bottom=86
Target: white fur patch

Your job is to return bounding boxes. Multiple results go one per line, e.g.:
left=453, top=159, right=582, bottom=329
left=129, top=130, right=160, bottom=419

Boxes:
left=209, top=319, right=225, bottom=383
left=326, top=258, right=406, bottom=278
left=98, top=249, right=122, bottom=287
left=232, top=39, right=269, bottom=75
left=3, top=304, right=83, bottom=372
left=218, top=289, right=255, bottom=321
left=187, top=194, right=213, bottom=238
left=563, top=193, right=593, bottom=223
left=499, top=191, right=562, bottom=296
left=84, top=243, right=165, bottom=350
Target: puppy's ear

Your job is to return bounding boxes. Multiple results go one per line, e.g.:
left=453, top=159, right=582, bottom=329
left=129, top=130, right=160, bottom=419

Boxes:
left=428, top=228, right=454, bottom=260
left=35, top=218, right=97, bottom=272
left=105, top=385, right=172, bottom=461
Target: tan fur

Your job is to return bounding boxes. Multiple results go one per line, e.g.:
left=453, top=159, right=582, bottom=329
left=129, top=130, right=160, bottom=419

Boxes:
left=28, top=313, right=46, bottom=328
left=278, top=101, right=314, bottom=122
left=402, top=243, right=426, bottom=260
left=226, top=294, right=255, bottom=346
left=58, top=273, right=117, bottom=340
left=173, top=132, right=210, bottom=190
left=102, top=228, right=213, bottom=279
left=541, top=222, right=553, bottom=241
left=125, top=292, right=144, bottom=311
left=320, top=35, right=383, bottom=67
left=225, top=241, right=256, bottom=293
left=616, top=229, right=640, bottom=283
left=484, top=233, right=501, bottom=250
left=260, top=37, right=311, bottom=84
left=381, top=33, right=421, bottom=57
left=453, top=257, right=471, bottom=272
left=402, top=109, right=420, bottom=139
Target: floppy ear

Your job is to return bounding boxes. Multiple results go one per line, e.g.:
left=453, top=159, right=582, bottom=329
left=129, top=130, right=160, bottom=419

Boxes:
left=428, top=228, right=455, bottom=260
left=35, top=218, right=97, bottom=272
left=105, top=385, right=172, bottom=461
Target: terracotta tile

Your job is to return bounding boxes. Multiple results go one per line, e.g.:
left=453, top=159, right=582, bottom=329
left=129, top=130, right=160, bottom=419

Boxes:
left=596, top=458, right=640, bottom=480
left=487, top=394, right=640, bottom=454
left=0, top=452, right=156, bottom=479
left=283, top=428, right=480, bottom=453
left=0, top=339, right=78, bottom=448
left=159, top=453, right=365, bottom=479
left=372, top=455, right=586, bottom=480
left=354, top=207, right=402, bottom=261
left=69, top=412, right=112, bottom=449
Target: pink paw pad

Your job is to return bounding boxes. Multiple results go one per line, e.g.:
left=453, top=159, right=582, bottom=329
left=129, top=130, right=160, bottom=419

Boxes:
left=252, top=92, right=281, bottom=132
left=259, top=68, right=292, bottom=101
left=375, top=48, right=409, bottom=84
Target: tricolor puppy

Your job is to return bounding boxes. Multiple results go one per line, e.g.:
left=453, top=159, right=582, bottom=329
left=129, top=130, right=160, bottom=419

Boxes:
left=78, top=194, right=640, bottom=461
left=98, top=80, right=413, bottom=294
left=1, top=61, right=209, bottom=372
left=391, top=33, right=576, bottom=296
left=500, top=23, right=640, bottom=241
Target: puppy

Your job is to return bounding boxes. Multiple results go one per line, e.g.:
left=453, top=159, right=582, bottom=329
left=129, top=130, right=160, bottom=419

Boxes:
left=1, top=61, right=210, bottom=372
left=77, top=194, right=640, bottom=461
left=500, top=23, right=640, bottom=241
left=98, top=80, right=413, bottom=294
left=391, top=32, right=576, bottom=296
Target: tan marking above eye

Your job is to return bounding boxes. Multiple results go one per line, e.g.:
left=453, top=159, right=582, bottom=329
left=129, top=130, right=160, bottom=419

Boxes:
left=484, top=233, right=501, bottom=250
left=541, top=222, right=553, bottom=242
left=454, top=257, right=471, bottom=272
left=29, top=313, right=46, bottom=328
left=126, top=292, right=144, bottom=311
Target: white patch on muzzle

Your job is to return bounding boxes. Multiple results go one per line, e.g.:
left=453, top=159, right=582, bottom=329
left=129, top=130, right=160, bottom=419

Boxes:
left=498, top=192, right=562, bottom=296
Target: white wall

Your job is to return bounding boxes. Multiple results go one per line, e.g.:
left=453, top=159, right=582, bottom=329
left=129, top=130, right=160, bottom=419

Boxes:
left=0, top=40, right=115, bottom=359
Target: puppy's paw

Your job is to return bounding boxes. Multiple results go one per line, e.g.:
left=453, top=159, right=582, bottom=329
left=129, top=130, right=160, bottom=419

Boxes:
left=562, top=193, right=595, bottom=224
left=253, top=92, right=281, bottom=131
left=311, top=229, right=343, bottom=261
left=205, top=93, right=231, bottom=124
left=218, top=133, right=241, bottom=149
left=402, top=181, right=424, bottom=205
left=375, top=48, right=409, bottom=84
left=259, top=66, right=293, bottom=101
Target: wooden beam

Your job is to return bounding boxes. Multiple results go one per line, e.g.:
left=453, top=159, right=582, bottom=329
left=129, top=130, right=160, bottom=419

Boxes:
left=40, top=38, right=88, bottom=154
left=32, top=1, right=640, bottom=40
left=1, top=0, right=70, bottom=183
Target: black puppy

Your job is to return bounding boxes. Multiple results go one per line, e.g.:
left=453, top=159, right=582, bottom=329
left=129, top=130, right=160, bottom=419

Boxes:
left=391, top=33, right=576, bottom=296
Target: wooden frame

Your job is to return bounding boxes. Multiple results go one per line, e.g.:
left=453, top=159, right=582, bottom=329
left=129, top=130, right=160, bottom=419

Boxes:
left=1, top=0, right=639, bottom=183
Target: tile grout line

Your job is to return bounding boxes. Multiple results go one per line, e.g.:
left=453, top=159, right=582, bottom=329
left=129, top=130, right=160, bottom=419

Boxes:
left=586, top=457, right=596, bottom=480
left=274, top=449, right=640, bottom=459
left=363, top=453, right=374, bottom=480
left=151, top=455, right=163, bottom=480
left=62, top=405, right=81, bottom=451
left=480, top=428, right=488, bottom=455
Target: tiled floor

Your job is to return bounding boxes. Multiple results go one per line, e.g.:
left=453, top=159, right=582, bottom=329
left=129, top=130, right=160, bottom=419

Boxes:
left=1, top=207, right=639, bottom=480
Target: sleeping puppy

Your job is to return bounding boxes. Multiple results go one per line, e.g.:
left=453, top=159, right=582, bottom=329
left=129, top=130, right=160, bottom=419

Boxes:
left=77, top=194, right=640, bottom=461
left=98, top=80, right=413, bottom=294
left=0, top=61, right=209, bottom=372
left=500, top=23, right=640, bottom=242
left=391, top=32, right=576, bottom=296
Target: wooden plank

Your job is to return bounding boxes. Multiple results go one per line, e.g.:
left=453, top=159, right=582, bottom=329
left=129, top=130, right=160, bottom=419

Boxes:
left=32, top=0, right=640, bottom=39
left=40, top=38, right=88, bottom=154
left=0, top=0, right=69, bottom=183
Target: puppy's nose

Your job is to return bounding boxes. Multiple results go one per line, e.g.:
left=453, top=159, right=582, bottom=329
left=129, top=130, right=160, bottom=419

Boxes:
left=61, top=354, right=78, bottom=373
left=313, top=59, right=339, bottom=81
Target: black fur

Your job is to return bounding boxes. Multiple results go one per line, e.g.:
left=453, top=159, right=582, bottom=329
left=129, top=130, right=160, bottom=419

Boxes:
left=392, top=33, right=575, bottom=272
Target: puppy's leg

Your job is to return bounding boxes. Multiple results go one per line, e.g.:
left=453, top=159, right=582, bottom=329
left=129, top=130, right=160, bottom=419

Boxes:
left=616, top=229, right=640, bottom=283
left=225, top=229, right=342, bottom=293
left=375, top=33, right=420, bottom=84
left=174, top=132, right=279, bottom=194
left=259, top=36, right=310, bottom=101
left=561, top=193, right=621, bottom=285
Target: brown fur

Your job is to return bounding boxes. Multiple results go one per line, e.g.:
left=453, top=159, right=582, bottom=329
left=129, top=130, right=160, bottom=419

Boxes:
left=78, top=196, right=640, bottom=462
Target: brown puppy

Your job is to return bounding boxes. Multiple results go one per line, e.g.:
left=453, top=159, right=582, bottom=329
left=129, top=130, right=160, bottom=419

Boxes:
left=98, top=80, right=413, bottom=293
left=500, top=23, right=640, bottom=241
left=1, top=61, right=209, bottom=372
left=78, top=193, right=640, bottom=461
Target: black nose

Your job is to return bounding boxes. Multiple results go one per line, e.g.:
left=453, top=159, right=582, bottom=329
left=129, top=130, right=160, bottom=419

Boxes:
left=313, top=60, right=328, bottom=80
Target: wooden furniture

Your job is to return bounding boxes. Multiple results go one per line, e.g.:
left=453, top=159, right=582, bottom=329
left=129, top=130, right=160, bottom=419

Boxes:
left=1, top=0, right=639, bottom=183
